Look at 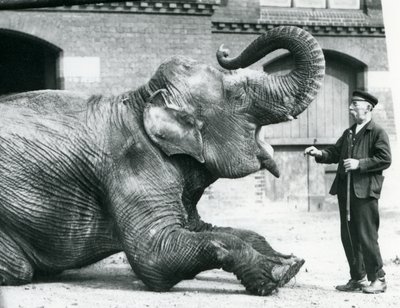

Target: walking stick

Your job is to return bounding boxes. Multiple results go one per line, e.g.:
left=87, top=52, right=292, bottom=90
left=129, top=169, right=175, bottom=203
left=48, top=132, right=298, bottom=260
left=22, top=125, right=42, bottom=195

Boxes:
left=346, top=130, right=353, bottom=221
left=345, top=129, right=355, bottom=267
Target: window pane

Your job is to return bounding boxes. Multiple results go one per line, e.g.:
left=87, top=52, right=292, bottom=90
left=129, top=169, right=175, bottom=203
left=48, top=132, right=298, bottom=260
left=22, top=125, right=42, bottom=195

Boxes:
left=260, top=0, right=292, bottom=7
left=327, top=0, right=360, bottom=9
left=293, top=0, right=326, bottom=8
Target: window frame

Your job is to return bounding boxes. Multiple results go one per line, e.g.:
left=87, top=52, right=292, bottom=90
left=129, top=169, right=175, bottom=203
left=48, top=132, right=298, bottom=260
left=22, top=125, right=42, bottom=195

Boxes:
left=259, top=0, right=363, bottom=10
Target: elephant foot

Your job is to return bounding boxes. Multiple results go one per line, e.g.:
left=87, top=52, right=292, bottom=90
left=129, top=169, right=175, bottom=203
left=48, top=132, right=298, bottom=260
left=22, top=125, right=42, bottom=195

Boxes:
left=234, top=253, right=304, bottom=296
left=237, top=256, right=279, bottom=296
left=274, top=257, right=305, bottom=287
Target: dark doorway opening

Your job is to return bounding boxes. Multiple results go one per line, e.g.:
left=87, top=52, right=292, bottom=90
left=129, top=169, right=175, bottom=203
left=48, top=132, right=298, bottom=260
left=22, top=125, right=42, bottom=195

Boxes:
left=0, top=30, right=61, bottom=95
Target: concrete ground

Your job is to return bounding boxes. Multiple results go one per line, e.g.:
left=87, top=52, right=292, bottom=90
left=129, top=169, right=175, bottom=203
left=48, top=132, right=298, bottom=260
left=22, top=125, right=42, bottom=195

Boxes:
left=1, top=202, right=399, bottom=308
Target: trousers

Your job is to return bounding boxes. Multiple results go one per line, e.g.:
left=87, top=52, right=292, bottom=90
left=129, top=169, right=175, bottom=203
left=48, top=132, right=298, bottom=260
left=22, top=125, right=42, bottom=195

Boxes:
left=337, top=179, right=385, bottom=281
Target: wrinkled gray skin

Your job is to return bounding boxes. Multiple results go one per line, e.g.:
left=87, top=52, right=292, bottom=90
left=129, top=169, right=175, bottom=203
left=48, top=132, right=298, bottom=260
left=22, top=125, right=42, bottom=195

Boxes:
left=0, top=26, right=324, bottom=295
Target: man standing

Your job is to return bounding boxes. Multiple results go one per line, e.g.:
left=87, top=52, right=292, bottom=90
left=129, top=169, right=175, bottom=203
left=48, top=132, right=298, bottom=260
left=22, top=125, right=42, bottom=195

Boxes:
left=304, top=90, right=391, bottom=294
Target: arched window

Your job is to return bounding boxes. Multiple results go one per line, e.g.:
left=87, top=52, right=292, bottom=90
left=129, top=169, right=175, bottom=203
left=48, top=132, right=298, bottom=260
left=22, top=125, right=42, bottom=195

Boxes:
left=0, top=30, right=62, bottom=95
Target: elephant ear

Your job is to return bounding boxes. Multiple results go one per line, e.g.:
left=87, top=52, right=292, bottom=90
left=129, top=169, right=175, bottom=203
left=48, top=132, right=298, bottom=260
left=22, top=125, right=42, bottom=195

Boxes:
left=143, top=90, right=205, bottom=163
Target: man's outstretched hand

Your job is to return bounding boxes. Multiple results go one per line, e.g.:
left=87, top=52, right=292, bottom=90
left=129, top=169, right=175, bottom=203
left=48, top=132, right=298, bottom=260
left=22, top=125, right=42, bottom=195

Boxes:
left=304, top=146, right=322, bottom=158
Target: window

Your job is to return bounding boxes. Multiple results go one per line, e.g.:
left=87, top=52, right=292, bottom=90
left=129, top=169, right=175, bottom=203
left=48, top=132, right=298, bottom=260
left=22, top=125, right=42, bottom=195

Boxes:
left=260, top=0, right=292, bottom=7
left=294, top=0, right=325, bottom=8
left=260, top=0, right=361, bottom=9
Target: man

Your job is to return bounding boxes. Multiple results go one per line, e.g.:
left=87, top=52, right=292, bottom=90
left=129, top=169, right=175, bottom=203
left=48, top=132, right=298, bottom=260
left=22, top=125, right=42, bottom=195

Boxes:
left=304, top=90, right=391, bottom=294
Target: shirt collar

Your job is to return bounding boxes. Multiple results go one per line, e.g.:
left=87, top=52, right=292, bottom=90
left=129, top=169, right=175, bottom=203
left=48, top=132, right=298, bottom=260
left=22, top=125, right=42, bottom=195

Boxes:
left=350, top=120, right=375, bottom=132
left=356, top=119, right=370, bottom=128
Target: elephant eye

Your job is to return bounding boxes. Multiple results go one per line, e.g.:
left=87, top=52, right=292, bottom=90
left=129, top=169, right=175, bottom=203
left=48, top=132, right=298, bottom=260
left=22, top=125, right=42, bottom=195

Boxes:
left=155, top=132, right=166, bottom=139
left=179, top=114, right=195, bottom=126
left=226, top=87, right=245, bottom=101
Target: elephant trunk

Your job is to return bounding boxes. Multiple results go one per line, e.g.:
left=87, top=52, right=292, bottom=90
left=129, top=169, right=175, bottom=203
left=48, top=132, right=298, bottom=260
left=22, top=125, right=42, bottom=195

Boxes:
left=217, top=26, right=325, bottom=125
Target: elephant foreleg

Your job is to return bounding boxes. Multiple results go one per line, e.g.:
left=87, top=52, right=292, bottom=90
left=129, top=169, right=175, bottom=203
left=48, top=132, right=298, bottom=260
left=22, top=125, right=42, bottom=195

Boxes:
left=188, top=216, right=301, bottom=264
left=0, top=229, right=34, bottom=285
left=208, top=226, right=305, bottom=283
left=124, top=228, right=302, bottom=296
left=210, top=227, right=296, bottom=259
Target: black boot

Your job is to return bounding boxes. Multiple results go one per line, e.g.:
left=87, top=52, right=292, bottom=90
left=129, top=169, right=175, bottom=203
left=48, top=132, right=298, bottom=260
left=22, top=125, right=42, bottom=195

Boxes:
left=335, top=277, right=368, bottom=292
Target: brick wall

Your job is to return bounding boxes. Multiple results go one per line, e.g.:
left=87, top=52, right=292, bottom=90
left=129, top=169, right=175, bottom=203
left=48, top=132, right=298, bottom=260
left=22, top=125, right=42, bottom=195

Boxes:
left=199, top=173, right=266, bottom=209
left=213, top=0, right=260, bottom=21
left=0, top=10, right=214, bottom=96
left=259, top=7, right=382, bottom=26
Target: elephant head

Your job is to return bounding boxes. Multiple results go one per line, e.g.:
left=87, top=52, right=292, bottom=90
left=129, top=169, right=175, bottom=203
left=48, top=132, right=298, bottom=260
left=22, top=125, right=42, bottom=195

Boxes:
left=143, top=26, right=325, bottom=179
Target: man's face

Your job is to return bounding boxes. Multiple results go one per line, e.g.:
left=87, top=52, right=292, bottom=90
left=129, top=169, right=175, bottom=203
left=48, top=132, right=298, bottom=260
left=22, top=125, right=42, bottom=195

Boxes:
left=349, top=97, right=372, bottom=123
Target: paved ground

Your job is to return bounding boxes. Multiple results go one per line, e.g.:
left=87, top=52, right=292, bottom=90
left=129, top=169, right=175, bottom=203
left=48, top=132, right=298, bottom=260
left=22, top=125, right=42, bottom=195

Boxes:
left=1, top=203, right=399, bottom=308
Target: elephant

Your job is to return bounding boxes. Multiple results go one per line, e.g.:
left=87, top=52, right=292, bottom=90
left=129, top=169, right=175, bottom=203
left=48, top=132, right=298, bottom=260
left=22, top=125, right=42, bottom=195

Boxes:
left=0, top=26, right=324, bottom=296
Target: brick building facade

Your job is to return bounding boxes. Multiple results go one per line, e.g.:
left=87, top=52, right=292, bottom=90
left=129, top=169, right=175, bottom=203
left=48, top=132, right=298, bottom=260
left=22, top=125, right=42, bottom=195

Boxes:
left=0, top=0, right=395, bottom=210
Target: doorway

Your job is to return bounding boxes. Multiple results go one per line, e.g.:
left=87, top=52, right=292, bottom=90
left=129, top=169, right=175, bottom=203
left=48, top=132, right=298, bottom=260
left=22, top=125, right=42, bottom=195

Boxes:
left=262, top=50, right=366, bottom=210
left=0, top=30, right=61, bottom=95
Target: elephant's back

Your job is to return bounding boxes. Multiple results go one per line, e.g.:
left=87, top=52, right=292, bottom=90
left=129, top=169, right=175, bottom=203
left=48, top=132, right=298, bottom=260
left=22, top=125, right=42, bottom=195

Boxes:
left=0, top=90, right=90, bottom=115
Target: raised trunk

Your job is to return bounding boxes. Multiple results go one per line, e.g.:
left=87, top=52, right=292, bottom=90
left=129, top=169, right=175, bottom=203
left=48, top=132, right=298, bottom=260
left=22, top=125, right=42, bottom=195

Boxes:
left=217, top=26, right=325, bottom=125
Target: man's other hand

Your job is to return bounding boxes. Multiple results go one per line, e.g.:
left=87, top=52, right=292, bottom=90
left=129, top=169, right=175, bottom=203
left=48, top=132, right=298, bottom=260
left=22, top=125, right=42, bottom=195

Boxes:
left=343, top=158, right=360, bottom=172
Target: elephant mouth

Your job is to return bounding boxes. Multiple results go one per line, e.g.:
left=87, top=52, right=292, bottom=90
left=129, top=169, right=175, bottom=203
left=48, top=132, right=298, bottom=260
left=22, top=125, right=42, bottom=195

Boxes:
left=255, top=127, right=280, bottom=178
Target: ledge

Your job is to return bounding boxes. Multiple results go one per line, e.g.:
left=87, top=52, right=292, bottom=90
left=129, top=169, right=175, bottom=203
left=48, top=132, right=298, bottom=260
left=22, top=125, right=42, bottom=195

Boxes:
left=259, top=7, right=383, bottom=26
left=31, top=1, right=220, bottom=15
left=212, top=22, right=385, bottom=37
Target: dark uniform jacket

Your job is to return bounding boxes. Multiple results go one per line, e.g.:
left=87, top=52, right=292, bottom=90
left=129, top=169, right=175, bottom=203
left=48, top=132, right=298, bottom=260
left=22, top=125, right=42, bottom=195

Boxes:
left=316, top=120, right=391, bottom=199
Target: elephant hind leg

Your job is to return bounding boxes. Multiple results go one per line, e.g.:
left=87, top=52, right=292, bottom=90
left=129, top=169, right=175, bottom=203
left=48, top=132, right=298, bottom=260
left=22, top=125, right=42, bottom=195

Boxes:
left=0, top=229, right=34, bottom=285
